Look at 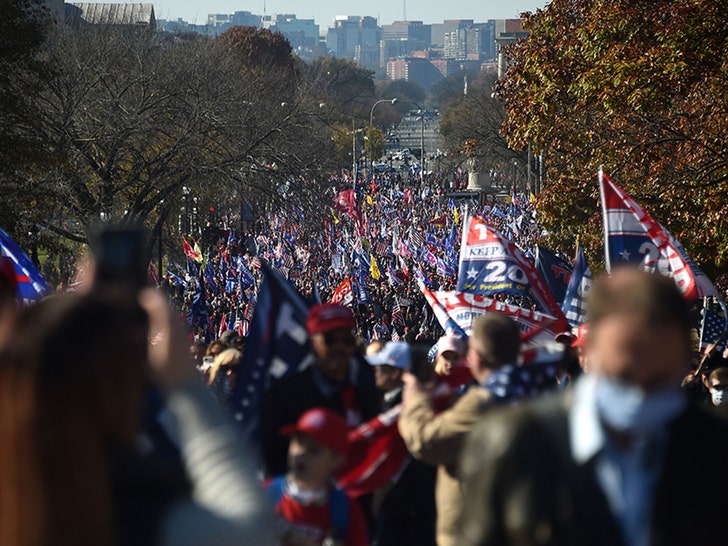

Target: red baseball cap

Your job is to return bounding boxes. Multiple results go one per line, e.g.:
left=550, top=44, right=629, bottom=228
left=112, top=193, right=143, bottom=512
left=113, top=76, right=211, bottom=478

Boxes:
left=572, top=323, right=589, bottom=348
left=280, top=407, right=348, bottom=456
left=306, top=304, right=355, bottom=335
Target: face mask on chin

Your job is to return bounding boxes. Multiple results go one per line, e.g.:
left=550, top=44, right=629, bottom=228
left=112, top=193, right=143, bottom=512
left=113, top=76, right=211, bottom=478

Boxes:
left=595, top=374, right=686, bottom=436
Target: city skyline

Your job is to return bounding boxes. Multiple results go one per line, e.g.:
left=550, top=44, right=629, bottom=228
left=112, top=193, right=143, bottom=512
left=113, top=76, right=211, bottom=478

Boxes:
left=151, top=0, right=549, bottom=27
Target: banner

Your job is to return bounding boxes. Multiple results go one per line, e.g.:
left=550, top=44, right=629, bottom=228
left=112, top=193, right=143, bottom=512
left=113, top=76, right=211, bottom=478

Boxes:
left=427, top=288, right=560, bottom=343
left=457, top=216, right=568, bottom=332
left=599, top=170, right=719, bottom=300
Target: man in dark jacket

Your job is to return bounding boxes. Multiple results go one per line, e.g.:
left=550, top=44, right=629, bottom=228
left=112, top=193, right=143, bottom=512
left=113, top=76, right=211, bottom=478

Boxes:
left=366, top=342, right=437, bottom=546
left=459, top=268, right=728, bottom=546
left=261, top=303, right=379, bottom=476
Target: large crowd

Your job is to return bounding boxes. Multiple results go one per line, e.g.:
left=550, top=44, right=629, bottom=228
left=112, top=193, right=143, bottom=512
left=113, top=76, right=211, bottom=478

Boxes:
left=2, top=169, right=728, bottom=546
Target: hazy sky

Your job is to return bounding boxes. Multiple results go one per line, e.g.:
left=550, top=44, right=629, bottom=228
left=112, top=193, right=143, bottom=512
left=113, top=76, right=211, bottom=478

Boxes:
left=152, top=0, right=549, bottom=27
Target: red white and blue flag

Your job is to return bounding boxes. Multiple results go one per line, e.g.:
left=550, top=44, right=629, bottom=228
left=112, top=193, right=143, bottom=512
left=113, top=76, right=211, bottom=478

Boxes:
left=599, top=169, right=720, bottom=300
left=0, top=227, right=52, bottom=303
left=457, top=216, right=569, bottom=333
left=422, top=284, right=560, bottom=344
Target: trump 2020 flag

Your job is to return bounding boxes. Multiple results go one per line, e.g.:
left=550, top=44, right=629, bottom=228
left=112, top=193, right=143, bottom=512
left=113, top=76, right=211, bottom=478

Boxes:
left=457, top=216, right=569, bottom=332
left=561, top=245, right=592, bottom=327
left=599, top=169, right=720, bottom=300
left=0, top=227, right=52, bottom=303
left=231, top=263, right=311, bottom=437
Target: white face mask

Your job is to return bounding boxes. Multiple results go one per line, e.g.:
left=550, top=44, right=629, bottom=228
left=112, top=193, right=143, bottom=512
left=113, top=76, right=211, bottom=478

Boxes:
left=711, top=388, right=728, bottom=406
left=595, top=375, right=686, bottom=435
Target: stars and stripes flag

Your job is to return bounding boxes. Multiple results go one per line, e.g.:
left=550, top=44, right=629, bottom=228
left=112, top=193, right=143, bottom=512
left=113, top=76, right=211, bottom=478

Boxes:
left=0, top=227, right=52, bottom=303
left=700, top=298, right=728, bottom=353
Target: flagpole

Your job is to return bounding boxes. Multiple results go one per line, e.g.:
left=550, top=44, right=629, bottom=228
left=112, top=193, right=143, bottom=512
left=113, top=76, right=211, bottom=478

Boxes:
left=597, top=166, right=611, bottom=273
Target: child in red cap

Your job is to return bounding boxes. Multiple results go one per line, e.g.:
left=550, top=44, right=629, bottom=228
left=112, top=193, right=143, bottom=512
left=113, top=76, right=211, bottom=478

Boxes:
left=266, top=407, right=369, bottom=546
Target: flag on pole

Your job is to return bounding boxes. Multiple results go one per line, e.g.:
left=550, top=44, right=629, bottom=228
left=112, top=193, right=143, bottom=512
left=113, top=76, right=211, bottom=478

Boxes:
left=182, top=235, right=202, bottom=263
left=0, top=227, right=52, bottom=303
left=231, top=263, right=311, bottom=437
left=534, top=245, right=572, bottom=305
left=561, top=245, right=592, bottom=327
left=456, top=216, right=569, bottom=333
left=370, top=254, right=381, bottom=280
left=599, top=169, right=720, bottom=300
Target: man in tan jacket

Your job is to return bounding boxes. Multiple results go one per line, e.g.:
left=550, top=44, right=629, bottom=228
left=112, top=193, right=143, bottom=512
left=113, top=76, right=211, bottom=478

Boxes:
left=398, top=314, right=521, bottom=546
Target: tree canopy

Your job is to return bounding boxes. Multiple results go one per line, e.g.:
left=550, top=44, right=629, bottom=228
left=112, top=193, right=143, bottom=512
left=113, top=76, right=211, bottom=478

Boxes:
left=498, top=0, right=728, bottom=281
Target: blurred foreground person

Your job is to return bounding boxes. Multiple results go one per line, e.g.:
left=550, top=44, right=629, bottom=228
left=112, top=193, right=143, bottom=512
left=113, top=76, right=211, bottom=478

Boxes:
left=459, top=268, right=728, bottom=546
left=266, top=408, right=369, bottom=546
left=0, top=289, right=273, bottom=546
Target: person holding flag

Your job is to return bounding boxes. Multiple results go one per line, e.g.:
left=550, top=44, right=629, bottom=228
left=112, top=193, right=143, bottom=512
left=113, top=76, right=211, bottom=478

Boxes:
left=261, top=303, right=380, bottom=477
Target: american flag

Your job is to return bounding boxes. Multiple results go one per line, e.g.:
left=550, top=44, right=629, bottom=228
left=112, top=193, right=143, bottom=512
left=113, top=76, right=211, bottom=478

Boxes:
left=391, top=299, right=404, bottom=328
left=374, top=240, right=388, bottom=257
left=409, top=228, right=425, bottom=250
left=251, top=257, right=262, bottom=269
left=700, top=299, right=728, bottom=352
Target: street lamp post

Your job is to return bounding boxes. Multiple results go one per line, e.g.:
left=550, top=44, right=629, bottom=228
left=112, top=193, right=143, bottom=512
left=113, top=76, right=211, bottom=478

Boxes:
left=369, top=98, right=398, bottom=176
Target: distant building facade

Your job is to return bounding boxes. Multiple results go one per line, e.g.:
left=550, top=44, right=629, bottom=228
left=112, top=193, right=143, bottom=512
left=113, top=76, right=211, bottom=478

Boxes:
left=65, top=3, right=156, bottom=29
left=326, top=15, right=381, bottom=68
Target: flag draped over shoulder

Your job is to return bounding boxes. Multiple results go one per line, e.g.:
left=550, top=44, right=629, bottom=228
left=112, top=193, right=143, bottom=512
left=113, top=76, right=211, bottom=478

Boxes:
left=457, top=216, right=569, bottom=333
left=534, top=245, right=572, bottom=305
left=231, top=263, right=311, bottom=437
left=0, top=227, right=52, bottom=302
left=561, top=245, right=592, bottom=328
left=599, top=170, right=720, bottom=300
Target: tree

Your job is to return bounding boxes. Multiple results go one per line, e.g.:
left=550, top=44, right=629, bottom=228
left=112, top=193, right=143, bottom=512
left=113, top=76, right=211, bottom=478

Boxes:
left=497, top=0, right=728, bottom=280
left=440, top=71, right=521, bottom=175
left=0, top=0, right=55, bottom=247
left=16, top=24, right=335, bottom=262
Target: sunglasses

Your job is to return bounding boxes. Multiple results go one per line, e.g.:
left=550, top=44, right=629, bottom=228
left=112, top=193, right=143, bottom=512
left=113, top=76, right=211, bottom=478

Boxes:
left=321, top=332, right=357, bottom=347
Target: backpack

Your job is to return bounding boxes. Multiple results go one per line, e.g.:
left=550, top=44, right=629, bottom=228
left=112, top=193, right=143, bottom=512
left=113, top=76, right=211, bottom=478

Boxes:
left=267, top=476, right=350, bottom=541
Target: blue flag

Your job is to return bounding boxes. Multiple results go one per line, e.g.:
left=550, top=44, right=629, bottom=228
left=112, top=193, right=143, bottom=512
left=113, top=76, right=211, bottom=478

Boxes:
left=204, top=260, right=218, bottom=293
left=166, top=268, right=187, bottom=288
left=561, top=245, right=592, bottom=327
left=534, top=245, right=572, bottom=306
left=0, top=227, right=52, bottom=303
left=187, top=271, right=209, bottom=337
left=237, top=256, right=255, bottom=289
left=231, top=263, right=311, bottom=439
left=355, top=268, right=372, bottom=304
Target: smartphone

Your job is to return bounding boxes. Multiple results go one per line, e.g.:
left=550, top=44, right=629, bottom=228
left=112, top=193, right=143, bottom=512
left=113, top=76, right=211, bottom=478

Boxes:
left=91, top=225, right=148, bottom=290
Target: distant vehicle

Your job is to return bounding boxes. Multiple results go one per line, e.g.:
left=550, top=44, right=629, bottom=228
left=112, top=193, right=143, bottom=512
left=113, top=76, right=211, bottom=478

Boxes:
left=373, top=163, right=396, bottom=173
left=392, top=148, right=410, bottom=161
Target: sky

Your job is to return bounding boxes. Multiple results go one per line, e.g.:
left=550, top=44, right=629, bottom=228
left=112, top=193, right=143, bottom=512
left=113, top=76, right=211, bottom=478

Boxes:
left=151, top=0, right=549, bottom=27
